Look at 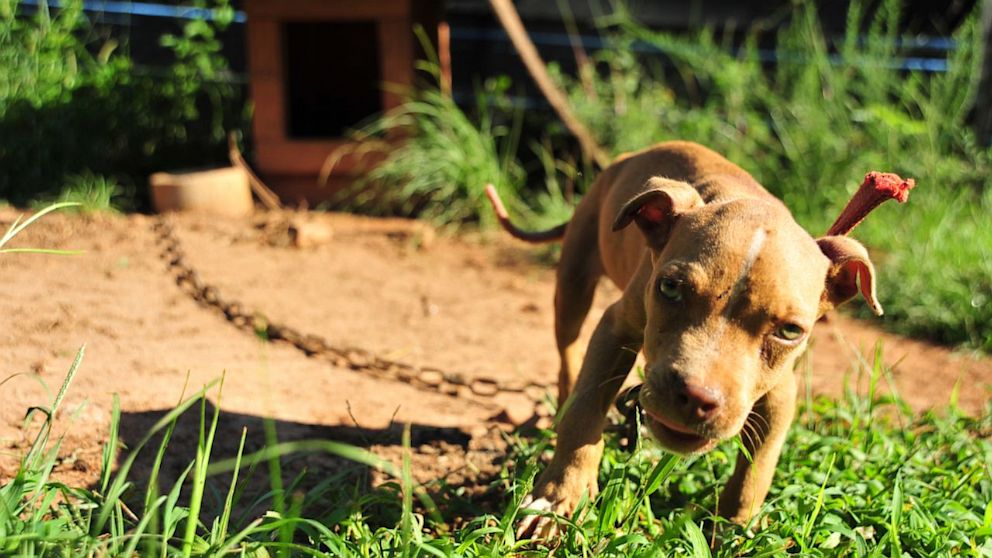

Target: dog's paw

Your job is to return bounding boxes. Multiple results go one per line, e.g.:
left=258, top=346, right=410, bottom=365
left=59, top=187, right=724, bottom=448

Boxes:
left=514, top=476, right=597, bottom=542
left=515, top=494, right=564, bottom=541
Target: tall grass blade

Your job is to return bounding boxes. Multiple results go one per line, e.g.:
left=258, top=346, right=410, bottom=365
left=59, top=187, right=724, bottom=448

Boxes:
left=622, top=452, right=681, bottom=530
left=161, top=461, right=196, bottom=558
left=182, top=378, right=224, bottom=557
left=800, top=452, right=836, bottom=547
left=889, top=472, right=903, bottom=557
left=24, top=345, right=85, bottom=471
left=400, top=422, right=415, bottom=556
left=217, top=426, right=248, bottom=544
left=122, top=495, right=167, bottom=557
left=93, top=379, right=220, bottom=535
left=0, top=202, right=81, bottom=250
left=682, top=519, right=712, bottom=558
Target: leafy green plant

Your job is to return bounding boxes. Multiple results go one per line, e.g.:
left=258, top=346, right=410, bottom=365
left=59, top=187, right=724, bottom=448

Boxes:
left=0, top=0, right=95, bottom=106
left=331, top=63, right=527, bottom=230
left=331, top=25, right=589, bottom=231
left=0, top=0, right=246, bottom=208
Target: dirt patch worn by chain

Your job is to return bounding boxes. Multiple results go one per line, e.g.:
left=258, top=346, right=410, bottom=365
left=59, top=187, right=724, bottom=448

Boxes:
left=151, top=217, right=554, bottom=413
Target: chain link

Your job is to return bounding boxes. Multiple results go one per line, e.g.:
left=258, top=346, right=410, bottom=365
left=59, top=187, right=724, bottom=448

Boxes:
left=613, top=384, right=643, bottom=452
left=151, top=217, right=556, bottom=416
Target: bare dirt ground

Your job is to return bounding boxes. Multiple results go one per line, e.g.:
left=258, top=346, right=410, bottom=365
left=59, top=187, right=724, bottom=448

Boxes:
left=2, top=208, right=990, bottom=498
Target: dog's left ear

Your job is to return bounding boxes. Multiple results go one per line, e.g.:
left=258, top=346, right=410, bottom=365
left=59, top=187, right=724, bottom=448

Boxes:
left=612, top=177, right=704, bottom=251
left=817, top=236, right=883, bottom=316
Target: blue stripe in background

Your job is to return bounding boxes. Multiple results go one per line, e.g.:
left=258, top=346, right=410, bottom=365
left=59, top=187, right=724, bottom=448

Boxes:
left=19, top=0, right=247, bottom=23
left=18, top=0, right=951, bottom=73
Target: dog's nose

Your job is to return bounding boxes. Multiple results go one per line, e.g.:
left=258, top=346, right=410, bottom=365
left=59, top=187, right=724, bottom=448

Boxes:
left=673, top=377, right=724, bottom=421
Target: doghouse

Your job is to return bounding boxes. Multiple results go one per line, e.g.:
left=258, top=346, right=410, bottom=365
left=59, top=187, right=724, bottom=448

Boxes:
left=244, top=0, right=444, bottom=205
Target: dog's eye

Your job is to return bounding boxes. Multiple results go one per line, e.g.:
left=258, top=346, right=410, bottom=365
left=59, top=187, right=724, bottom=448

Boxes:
left=658, top=277, right=682, bottom=301
left=773, top=323, right=805, bottom=342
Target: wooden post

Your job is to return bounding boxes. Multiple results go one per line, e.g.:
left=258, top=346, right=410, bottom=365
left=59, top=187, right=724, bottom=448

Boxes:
left=976, top=0, right=992, bottom=146
left=438, top=21, right=452, bottom=96
left=488, top=0, right=611, bottom=168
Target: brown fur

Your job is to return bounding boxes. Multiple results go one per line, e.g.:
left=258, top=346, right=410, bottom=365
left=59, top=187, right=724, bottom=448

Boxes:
left=496, top=141, right=881, bottom=538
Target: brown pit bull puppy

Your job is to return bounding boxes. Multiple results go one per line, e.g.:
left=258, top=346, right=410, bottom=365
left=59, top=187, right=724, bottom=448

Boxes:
left=486, top=140, right=883, bottom=538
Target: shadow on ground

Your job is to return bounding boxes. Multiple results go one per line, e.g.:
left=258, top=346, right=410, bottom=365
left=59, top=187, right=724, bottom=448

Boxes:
left=102, top=401, right=510, bottom=527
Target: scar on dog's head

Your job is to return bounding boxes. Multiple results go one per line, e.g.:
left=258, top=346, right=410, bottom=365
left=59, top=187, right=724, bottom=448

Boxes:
left=613, top=176, right=885, bottom=315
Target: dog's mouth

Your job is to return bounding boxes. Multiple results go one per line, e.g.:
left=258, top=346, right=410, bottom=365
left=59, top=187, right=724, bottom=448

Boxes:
left=643, top=409, right=717, bottom=455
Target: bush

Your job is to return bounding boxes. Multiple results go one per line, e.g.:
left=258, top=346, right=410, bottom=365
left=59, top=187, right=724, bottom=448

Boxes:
left=0, top=0, right=246, bottom=208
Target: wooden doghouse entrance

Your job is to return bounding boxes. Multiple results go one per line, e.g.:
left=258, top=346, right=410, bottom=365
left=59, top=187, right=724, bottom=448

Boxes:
left=245, top=1, right=441, bottom=205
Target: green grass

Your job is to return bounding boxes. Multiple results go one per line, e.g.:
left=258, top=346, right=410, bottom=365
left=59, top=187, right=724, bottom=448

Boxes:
left=333, top=28, right=586, bottom=232
left=3, top=346, right=991, bottom=557
left=30, top=172, right=124, bottom=213
left=0, top=201, right=83, bottom=254
left=551, top=0, right=992, bottom=351
left=334, top=70, right=526, bottom=231
left=330, top=39, right=527, bottom=231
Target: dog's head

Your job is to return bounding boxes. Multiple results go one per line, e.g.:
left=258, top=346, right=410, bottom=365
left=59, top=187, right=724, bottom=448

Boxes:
left=613, top=177, right=881, bottom=454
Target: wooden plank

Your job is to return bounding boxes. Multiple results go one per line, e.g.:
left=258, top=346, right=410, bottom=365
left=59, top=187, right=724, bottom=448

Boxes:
left=250, top=79, right=286, bottom=142
left=260, top=174, right=357, bottom=207
left=245, top=19, right=280, bottom=75
left=254, top=139, right=388, bottom=176
left=378, top=19, right=415, bottom=111
left=246, top=20, right=287, bottom=146
left=245, top=0, right=408, bottom=20
left=487, top=0, right=610, bottom=167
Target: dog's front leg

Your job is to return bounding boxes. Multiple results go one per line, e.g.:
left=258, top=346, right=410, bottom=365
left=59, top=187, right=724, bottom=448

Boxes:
left=517, top=301, right=643, bottom=539
left=718, top=372, right=797, bottom=524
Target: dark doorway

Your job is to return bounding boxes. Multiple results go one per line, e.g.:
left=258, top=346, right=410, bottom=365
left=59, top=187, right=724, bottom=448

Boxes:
left=283, top=21, right=382, bottom=138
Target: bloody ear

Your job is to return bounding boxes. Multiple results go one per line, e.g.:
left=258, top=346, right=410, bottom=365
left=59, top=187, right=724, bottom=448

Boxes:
left=817, top=236, right=883, bottom=316
left=612, top=177, right=704, bottom=250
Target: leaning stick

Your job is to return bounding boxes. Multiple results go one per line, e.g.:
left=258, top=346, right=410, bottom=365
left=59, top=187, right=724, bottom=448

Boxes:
left=488, top=0, right=611, bottom=168
left=228, top=132, right=282, bottom=211
left=826, top=172, right=915, bottom=237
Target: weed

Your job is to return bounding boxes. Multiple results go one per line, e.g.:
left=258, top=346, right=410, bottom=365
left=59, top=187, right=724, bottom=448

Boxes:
left=0, top=201, right=82, bottom=254
left=31, top=172, right=124, bottom=213
left=331, top=65, right=526, bottom=230
left=331, top=27, right=589, bottom=232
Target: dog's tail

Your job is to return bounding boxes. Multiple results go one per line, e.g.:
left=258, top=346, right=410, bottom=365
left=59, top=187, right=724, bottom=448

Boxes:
left=484, top=184, right=568, bottom=243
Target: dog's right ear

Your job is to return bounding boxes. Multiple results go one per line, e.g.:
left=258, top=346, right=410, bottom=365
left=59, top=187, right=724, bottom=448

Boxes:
left=612, top=177, right=704, bottom=250
left=816, top=235, right=883, bottom=316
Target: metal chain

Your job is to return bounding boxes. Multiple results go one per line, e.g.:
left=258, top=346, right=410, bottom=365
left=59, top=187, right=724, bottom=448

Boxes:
left=151, top=217, right=555, bottom=413
left=614, top=384, right=643, bottom=452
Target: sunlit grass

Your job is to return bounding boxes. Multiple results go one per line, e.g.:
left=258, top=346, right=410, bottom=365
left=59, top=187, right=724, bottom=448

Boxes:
left=2, top=343, right=990, bottom=556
